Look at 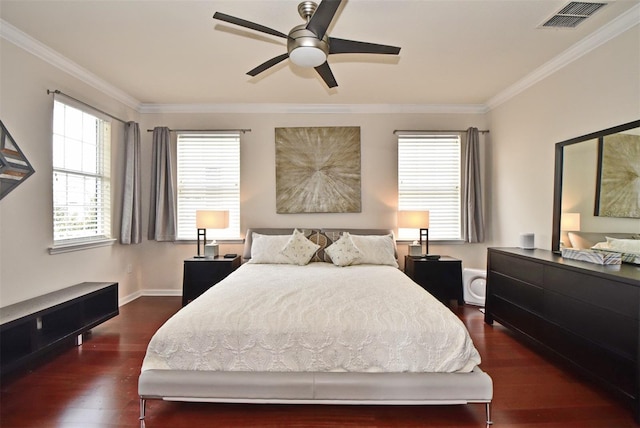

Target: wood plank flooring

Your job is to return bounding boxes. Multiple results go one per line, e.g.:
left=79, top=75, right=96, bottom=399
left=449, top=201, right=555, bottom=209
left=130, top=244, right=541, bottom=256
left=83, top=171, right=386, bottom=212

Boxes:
left=1, top=296, right=637, bottom=427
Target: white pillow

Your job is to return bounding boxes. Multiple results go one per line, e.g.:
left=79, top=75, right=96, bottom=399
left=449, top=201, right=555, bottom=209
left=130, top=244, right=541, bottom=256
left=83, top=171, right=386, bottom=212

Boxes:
left=247, top=233, right=292, bottom=264
left=281, top=229, right=320, bottom=266
left=350, top=234, right=399, bottom=267
left=325, top=232, right=362, bottom=267
left=605, top=237, right=640, bottom=255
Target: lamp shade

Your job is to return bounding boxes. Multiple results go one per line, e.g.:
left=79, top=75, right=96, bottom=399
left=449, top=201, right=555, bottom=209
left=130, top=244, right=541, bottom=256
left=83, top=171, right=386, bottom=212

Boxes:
left=560, top=212, right=581, bottom=231
left=196, top=210, right=229, bottom=229
left=398, top=210, right=430, bottom=228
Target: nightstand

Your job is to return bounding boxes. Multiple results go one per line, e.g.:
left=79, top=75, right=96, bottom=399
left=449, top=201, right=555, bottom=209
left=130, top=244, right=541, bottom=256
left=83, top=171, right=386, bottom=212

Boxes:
left=404, top=255, right=464, bottom=307
left=182, top=256, right=241, bottom=306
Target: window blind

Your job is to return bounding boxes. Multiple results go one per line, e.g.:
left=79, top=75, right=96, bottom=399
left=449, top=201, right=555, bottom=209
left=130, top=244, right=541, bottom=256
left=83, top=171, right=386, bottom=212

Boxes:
left=177, top=132, right=240, bottom=240
left=52, top=100, right=111, bottom=244
left=398, top=134, right=462, bottom=240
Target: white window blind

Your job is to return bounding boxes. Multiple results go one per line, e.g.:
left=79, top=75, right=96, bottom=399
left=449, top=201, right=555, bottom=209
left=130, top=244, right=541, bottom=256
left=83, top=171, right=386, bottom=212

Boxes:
left=52, top=100, right=111, bottom=244
left=398, top=134, right=462, bottom=241
left=177, top=132, right=240, bottom=240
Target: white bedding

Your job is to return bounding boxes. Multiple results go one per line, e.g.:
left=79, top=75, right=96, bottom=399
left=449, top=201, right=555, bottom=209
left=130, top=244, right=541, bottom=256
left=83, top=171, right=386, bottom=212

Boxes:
left=142, top=263, right=481, bottom=374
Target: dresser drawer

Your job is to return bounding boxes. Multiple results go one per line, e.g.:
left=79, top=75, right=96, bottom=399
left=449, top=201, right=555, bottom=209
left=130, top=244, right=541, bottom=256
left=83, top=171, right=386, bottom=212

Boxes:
left=489, top=271, right=543, bottom=314
left=544, top=265, right=639, bottom=319
left=490, top=251, right=544, bottom=286
left=543, top=290, right=637, bottom=359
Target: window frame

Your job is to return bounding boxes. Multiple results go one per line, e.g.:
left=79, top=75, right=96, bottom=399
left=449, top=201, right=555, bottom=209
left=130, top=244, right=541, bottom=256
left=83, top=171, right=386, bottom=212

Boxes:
left=176, top=131, right=241, bottom=241
left=397, top=133, right=465, bottom=242
left=50, top=98, right=113, bottom=253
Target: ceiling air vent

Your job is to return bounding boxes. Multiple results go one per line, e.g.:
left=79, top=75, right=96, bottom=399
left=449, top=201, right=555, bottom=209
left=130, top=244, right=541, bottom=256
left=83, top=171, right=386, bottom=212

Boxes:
left=541, top=2, right=607, bottom=28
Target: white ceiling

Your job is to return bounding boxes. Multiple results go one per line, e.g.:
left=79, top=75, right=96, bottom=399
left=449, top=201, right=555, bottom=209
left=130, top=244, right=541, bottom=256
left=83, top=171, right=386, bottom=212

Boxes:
left=1, top=0, right=638, bottom=110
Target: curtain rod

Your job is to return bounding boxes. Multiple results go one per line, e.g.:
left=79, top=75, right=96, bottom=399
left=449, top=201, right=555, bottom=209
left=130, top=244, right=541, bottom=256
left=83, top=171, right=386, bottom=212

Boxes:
left=47, top=90, right=129, bottom=124
left=394, top=129, right=489, bottom=134
left=146, top=128, right=251, bottom=133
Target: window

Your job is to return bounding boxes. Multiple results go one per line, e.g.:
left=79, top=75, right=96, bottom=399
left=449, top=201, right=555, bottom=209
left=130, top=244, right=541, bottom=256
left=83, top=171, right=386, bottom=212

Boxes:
left=176, top=132, right=240, bottom=240
left=52, top=100, right=111, bottom=246
left=398, top=134, right=462, bottom=241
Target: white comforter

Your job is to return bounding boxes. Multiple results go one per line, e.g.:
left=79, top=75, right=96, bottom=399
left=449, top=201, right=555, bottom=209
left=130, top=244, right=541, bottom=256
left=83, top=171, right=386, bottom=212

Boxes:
left=142, top=263, right=481, bottom=373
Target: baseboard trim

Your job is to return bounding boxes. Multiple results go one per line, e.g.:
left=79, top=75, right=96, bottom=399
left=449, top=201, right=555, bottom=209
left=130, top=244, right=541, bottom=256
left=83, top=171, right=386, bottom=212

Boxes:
left=142, top=289, right=182, bottom=297
left=118, top=289, right=181, bottom=306
left=119, top=290, right=141, bottom=307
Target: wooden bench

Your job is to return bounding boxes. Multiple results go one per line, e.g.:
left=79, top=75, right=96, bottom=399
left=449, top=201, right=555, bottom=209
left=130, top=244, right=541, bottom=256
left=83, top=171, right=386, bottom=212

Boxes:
left=0, top=282, right=118, bottom=378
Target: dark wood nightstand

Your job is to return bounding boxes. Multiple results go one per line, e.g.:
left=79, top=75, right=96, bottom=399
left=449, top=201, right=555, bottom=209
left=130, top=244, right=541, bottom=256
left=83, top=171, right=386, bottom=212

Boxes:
left=404, top=255, right=464, bottom=307
left=182, top=256, right=241, bottom=306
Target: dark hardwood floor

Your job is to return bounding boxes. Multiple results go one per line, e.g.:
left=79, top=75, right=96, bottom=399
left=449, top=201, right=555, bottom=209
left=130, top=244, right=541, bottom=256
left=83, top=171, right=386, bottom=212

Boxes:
left=1, top=296, right=637, bottom=427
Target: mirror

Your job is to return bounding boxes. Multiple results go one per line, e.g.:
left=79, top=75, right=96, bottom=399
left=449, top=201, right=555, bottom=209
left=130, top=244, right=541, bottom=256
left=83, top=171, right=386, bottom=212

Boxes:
left=0, top=120, right=35, bottom=200
left=552, top=119, right=640, bottom=253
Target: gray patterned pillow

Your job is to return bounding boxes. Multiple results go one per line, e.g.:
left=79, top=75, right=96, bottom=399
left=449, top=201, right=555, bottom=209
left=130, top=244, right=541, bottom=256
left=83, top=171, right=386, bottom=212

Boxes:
left=308, top=231, right=334, bottom=263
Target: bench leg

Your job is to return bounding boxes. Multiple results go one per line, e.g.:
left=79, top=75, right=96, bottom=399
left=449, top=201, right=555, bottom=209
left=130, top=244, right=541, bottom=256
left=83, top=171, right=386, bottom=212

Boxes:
left=486, top=402, right=493, bottom=425
left=139, top=398, right=146, bottom=428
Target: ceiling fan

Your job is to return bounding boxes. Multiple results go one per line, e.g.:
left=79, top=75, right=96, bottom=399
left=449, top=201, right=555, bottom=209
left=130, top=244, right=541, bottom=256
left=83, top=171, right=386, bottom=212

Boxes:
left=213, top=0, right=401, bottom=88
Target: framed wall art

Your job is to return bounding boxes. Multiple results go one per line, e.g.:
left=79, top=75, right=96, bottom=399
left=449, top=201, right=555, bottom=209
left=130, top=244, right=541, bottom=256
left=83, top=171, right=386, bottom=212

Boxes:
left=1, top=120, right=35, bottom=200
left=275, top=126, right=361, bottom=213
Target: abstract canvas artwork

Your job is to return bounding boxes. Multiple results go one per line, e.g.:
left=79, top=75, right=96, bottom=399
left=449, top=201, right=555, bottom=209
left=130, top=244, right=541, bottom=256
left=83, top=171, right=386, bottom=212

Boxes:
left=595, top=132, right=640, bottom=218
left=0, top=120, right=35, bottom=200
left=275, top=126, right=361, bottom=213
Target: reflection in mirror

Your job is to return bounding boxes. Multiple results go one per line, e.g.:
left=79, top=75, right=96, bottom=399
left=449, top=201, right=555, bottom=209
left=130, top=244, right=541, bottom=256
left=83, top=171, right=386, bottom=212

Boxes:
left=552, top=120, right=640, bottom=254
left=0, top=120, right=35, bottom=200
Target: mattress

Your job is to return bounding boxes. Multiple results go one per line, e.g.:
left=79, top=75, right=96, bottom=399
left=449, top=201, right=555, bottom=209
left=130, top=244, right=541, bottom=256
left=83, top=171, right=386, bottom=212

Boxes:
left=141, top=263, right=481, bottom=374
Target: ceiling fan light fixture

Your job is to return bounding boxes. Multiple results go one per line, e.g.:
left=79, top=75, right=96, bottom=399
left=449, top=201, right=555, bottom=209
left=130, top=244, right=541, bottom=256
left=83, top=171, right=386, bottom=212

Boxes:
left=289, top=46, right=327, bottom=67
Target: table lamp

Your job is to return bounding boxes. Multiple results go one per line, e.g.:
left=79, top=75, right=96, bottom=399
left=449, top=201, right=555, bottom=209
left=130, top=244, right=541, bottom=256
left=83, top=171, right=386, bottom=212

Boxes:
left=195, top=210, right=229, bottom=258
left=560, top=212, right=581, bottom=248
left=398, top=210, right=430, bottom=257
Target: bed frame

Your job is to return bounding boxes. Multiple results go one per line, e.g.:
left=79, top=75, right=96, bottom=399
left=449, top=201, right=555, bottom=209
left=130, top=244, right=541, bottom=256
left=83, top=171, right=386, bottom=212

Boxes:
left=138, top=228, right=493, bottom=426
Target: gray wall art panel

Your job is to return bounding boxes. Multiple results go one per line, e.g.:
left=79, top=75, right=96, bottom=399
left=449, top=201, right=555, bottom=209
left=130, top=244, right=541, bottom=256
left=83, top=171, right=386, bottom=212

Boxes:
left=275, top=126, right=361, bottom=213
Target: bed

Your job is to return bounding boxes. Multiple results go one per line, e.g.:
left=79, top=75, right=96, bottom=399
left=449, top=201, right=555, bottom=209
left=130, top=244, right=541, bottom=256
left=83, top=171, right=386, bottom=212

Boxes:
left=138, top=228, right=493, bottom=425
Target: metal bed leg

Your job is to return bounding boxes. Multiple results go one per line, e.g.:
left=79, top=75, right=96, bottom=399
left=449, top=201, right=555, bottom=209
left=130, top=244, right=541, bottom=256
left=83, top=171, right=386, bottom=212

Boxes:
left=486, top=402, right=493, bottom=425
left=139, top=398, right=146, bottom=428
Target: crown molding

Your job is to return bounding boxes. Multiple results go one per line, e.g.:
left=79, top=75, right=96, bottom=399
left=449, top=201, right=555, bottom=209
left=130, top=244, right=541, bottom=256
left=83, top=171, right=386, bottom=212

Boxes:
left=0, top=19, right=141, bottom=110
left=138, top=102, right=488, bottom=115
left=486, top=3, right=640, bottom=111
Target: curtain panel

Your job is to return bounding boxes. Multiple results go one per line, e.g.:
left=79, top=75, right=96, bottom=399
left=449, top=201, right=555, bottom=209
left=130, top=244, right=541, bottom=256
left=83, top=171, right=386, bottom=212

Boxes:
left=120, top=122, right=142, bottom=244
left=463, top=127, right=485, bottom=243
left=148, top=127, right=176, bottom=241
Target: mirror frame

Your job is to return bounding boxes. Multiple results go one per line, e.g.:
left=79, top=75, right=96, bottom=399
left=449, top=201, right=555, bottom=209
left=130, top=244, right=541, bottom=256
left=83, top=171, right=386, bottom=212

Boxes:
left=552, top=119, right=640, bottom=253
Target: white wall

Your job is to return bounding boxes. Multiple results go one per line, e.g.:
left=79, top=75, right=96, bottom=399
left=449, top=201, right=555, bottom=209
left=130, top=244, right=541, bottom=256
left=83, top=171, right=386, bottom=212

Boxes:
left=0, top=40, right=142, bottom=306
left=136, top=112, right=490, bottom=292
left=487, top=26, right=640, bottom=251
left=1, top=23, right=638, bottom=306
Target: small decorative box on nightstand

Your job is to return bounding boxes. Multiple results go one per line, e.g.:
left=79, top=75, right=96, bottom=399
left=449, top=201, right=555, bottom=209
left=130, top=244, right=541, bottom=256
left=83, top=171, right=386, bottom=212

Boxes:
left=404, top=255, right=464, bottom=307
left=182, top=255, right=241, bottom=306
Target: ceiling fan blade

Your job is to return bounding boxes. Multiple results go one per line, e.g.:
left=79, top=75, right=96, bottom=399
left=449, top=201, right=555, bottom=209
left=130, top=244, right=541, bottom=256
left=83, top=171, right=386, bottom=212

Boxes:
left=314, top=62, right=338, bottom=88
left=329, top=37, right=401, bottom=55
left=306, top=0, right=342, bottom=40
left=247, top=53, right=290, bottom=76
left=213, top=12, right=288, bottom=39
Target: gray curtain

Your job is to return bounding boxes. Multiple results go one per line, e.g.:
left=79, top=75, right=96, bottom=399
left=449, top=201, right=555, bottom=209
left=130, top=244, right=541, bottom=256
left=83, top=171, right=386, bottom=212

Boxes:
left=120, top=122, right=142, bottom=244
left=463, top=127, right=485, bottom=243
left=148, top=127, right=176, bottom=241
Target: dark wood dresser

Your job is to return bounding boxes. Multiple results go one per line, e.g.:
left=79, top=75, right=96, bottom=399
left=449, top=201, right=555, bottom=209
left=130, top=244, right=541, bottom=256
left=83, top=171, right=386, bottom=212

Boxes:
left=485, top=247, right=640, bottom=422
